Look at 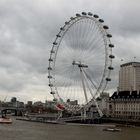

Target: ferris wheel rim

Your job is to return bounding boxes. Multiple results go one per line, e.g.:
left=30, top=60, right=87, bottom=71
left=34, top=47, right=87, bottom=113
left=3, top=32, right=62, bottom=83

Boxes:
left=48, top=12, right=114, bottom=112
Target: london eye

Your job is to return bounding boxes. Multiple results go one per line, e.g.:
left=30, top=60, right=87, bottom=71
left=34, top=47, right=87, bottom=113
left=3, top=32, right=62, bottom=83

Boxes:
left=48, top=12, right=114, bottom=116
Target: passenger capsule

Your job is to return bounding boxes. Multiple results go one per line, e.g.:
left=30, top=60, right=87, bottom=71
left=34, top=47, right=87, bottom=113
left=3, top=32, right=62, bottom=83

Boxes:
left=56, top=34, right=61, bottom=37
left=109, top=55, right=115, bottom=59
left=48, top=67, right=52, bottom=70
left=65, top=21, right=69, bottom=25
left=53, top=98, right=57, bottom=102
left=108, top=66, right=114, bottom=70
left=51, top=50, right=55, bottom=53
left=106, top=78, right=111, bottom=81
left=60, top=27, right=64, bottom=31
left=48, top=84, right=53, bottom=87
left=53, top=42, right=58, bottom=45
left=99, top=19, right=104, bottom=23
left=107, top=34, right=112, bottom=38
left=103, top=25, right=109, bottom=29
left=82, top=12, right=87, bottom=15
left=70, top=17, right=74, bottom=20
left=76, top=13, right=81, bottom=17
left=48, top=75, right=52, bottom=78
left=93, top=14, right=99, bottom=18
left=50, top=91, right=55, bottom=94
left=88, top=12, right=93, bottom=16
left=48, top=58, right=53, bottom=62
left=109, top=44, right=114, bottom=48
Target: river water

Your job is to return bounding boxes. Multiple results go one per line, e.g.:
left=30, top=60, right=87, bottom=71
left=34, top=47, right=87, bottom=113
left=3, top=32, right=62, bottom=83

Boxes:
left=0, top=119, right=140, bottom=140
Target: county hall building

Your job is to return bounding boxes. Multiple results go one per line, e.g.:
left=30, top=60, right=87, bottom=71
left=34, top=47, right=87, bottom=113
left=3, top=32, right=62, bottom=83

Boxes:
left=109, top=62, right=140, bottom=119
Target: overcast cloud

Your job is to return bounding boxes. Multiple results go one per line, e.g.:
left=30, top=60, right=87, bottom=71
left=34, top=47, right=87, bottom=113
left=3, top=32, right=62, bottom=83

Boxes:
left=0, top=0, right=140, bottom=102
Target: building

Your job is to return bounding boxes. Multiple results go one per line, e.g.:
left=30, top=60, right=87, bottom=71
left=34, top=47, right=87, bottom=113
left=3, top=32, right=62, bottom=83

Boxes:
left=27, top=101, right=33, bottom=106
left=96, top=92, right=110, bottom=116
left=11, top=97, right=17, bottom=103
left=45, top=100, right=56, bottom=109
left=119, top=62, right=140, bottom=91
left=109, top=91, right=140, bottom=119
left=45, top=100, right=58, bottom=113
left=109, top=62, right=140, bottom=120
left=33, top=101, right=45, bottom=107
left=66, top=99, right=78, bottom=105
left=16, top=101, right=24, bottom=108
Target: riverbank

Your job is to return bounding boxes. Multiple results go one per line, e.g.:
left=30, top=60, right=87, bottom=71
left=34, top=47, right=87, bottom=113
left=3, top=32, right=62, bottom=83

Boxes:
left=15, top=117, right=135, bottom=128
left=16, top=116, right=140, bottom=128
left=101, top=118, right=140, bottom=126
left=16, top=117, right=66, bottom=124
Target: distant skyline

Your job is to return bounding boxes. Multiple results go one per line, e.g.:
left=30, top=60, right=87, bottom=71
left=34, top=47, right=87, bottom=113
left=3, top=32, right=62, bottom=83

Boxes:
left=0, top=0, right=140, bottom=102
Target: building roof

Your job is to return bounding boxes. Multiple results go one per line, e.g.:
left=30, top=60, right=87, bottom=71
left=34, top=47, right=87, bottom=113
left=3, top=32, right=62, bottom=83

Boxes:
left=110, top=91, right=140, bottom=99
left=120, top=62, right=140, bottom=67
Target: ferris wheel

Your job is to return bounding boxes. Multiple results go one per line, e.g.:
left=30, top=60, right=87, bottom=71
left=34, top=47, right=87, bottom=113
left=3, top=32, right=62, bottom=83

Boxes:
left=48, top=12, right=114, bottom=114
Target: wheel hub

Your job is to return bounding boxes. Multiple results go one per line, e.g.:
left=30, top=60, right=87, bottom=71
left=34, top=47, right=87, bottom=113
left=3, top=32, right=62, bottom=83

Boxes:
left=72, top=60, right=88, bottom=68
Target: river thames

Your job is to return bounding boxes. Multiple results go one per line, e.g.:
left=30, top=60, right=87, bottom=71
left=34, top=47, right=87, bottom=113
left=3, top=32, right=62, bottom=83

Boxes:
left=0, top=119, right=140, bottom=140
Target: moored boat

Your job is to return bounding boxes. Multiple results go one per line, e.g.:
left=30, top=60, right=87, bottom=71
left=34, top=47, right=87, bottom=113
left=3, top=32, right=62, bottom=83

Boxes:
left=103, top=127, right=121, bottom=132
left=0, top=117, right=12, bottom=124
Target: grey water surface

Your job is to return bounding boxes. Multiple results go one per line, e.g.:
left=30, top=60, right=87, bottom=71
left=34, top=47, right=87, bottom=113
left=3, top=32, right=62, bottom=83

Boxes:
left=0, top=119, right=140, bottom=140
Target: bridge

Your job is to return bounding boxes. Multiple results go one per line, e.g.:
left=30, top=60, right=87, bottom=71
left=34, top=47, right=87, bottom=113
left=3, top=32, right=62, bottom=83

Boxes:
left=0, top=107, right=25, bottom=117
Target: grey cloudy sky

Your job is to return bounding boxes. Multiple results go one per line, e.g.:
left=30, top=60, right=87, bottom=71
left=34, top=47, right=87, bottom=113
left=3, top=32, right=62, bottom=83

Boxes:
left=0, top=0, right=140, bottom=102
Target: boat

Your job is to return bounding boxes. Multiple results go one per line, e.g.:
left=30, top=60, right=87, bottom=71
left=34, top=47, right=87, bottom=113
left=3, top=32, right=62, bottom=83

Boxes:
left=0, top=117, right=12, bottom=124
left=103, top=127, right=121, bottom=132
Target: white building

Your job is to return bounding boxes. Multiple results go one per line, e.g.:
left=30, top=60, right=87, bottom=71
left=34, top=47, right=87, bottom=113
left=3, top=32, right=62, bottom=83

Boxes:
left=119, top=62, right=140, bottom=91
left=109, top=62, right=140, bottom=120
